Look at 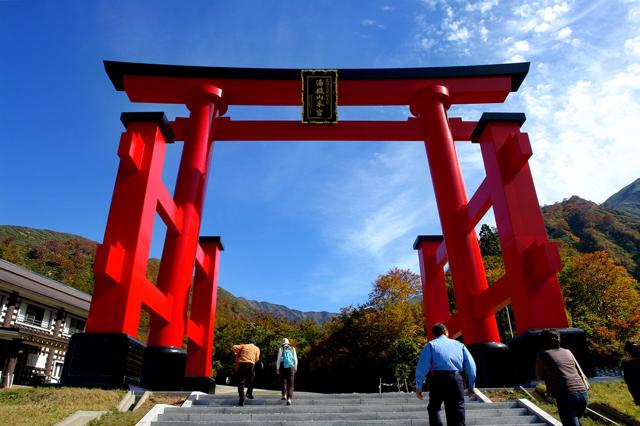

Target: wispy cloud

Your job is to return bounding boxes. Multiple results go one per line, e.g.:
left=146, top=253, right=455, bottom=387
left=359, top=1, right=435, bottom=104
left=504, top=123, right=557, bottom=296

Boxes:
left=411, top=0, right=640, bottom=206
left=361, top=18, right=385, bottom=29
left=465, top=0, right=500, bottom=14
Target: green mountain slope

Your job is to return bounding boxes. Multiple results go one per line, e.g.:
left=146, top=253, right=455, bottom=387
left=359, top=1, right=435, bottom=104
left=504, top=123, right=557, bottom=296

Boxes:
left=238, top=298, right=335, bottom=324
left=0, top=225, right=334, bottom=325
left=0, top=225, right=97, bottom=294
left=542, top=196, right=640, bottom=280
left=602, top=178, right=640, bottom=219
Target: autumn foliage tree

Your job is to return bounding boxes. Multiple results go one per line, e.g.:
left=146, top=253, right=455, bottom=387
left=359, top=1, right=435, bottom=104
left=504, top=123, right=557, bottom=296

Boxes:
left=558, top=250, right=640, bottom=365
left=305, top=268, right=426, bottom=392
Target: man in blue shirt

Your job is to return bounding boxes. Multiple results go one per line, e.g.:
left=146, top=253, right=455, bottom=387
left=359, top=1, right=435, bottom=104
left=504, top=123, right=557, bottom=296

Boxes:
left=415, top=323, right=477, bottom=426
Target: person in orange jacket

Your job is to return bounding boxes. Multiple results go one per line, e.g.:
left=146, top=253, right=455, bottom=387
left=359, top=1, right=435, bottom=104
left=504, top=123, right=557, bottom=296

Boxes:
left=233, top=338, right=260, bottom=406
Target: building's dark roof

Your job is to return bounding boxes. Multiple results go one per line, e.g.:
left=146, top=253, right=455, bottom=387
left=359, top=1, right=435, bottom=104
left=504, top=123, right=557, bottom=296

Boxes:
left=0, top=259, right=91, bottom=315
left=104, top=60, right=530, bottom=92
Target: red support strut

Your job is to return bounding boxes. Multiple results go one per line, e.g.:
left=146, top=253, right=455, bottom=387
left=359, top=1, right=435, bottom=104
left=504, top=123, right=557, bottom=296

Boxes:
left=184, top=236, right=223, bottom=390
left=472, top=113, right=568, bottom=331
left=88, top=113, right=174, bottom=337
left=414, top=236, right=450, bottom=339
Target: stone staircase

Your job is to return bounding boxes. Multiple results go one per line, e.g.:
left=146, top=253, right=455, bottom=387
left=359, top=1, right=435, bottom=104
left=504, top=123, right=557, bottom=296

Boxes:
left=143, top=391, right=556, bottom=426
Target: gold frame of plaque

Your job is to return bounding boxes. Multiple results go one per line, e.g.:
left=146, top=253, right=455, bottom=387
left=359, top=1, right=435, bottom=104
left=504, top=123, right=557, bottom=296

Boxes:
left=301, top=69, right=338, bottom=124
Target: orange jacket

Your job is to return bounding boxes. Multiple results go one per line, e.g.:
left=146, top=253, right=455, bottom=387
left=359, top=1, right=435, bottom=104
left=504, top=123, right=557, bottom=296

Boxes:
left=233, top=343, right=260, bottom=364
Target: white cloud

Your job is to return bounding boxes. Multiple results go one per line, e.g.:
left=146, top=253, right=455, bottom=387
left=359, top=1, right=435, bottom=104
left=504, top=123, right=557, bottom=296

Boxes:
left=465, top=0, right=499, bottom=14
left=625, top=35, right=640, bottom=56
left=420, top=0, right=440, bottom=9
left=540, top=2, right=570, bottom=23
left=479, top=24, right=489, bottom=42
left=380, top=5, right=394, bottom=12
left=447, top=26, right=471, bottom=42
left=504, top=39, right=530, bottom=62
left=509, top=1, right=571, bottom=34
left=421, top=37, right=436, bottom=49
left=513, top=4, right=532, bottom=17
left=556, top=26, right=572, bottom=40
left=630, top=4, right=640, bottom=23
left=410, top=0, right=639, bottom=207
left=522, top=63, right=640, bottom=204
left=442, top=16, right=471, bottom=42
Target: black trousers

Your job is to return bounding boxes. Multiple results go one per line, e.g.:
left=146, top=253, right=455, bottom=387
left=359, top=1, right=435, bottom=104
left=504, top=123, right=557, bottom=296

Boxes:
left=279, top=367, right=295, bottom=398
left=427, top=372, right=465, bottom=426
left=237, top=362, right=255, bottom=401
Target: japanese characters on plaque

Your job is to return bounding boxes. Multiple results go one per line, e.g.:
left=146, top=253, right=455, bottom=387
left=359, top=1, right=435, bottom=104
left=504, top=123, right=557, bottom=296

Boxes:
left=301, top=70, right=338, bottom=124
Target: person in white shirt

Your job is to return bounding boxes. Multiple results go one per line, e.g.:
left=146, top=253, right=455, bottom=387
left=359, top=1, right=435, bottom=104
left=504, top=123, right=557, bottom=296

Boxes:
left=276, top=337, right=298, bottom=405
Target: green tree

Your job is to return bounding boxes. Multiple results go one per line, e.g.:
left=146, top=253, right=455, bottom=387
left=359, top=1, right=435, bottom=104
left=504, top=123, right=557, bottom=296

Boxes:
left=389, top=335, right=422, bottom=387
left=479, top=224, right=501, bottom=257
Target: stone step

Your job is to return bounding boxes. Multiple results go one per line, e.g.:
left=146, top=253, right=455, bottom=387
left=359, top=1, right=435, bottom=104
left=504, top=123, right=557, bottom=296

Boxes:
left=195, top=393, right=480, bottom=401
left=191, top=397, right=481, bottom=406
left=151, top=419, right=547, bottom=426
left=203, top=392, right=470, bottom=399
left=148, top=391, right=551, bottom=426
left=165, top=402, right=519, bottom=414
left=158, top=408, right=532, bottom=422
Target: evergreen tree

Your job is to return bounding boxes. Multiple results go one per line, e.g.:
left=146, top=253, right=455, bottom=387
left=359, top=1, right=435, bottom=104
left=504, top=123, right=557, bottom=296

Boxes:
left=479, top=224, right=501, bottom=257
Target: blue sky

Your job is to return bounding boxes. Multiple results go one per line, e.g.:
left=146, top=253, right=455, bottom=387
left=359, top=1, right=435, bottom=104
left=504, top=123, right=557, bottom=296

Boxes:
left=1, top=1, right=638, bottom=313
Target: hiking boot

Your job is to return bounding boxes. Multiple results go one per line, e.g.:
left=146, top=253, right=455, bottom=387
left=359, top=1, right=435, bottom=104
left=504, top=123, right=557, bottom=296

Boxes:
left=238, top=400, right=245, bottom=407
left=286, top=398, right=292, bottom=406
left=247, top=394, right=254, bottom=399
left=281, top=395, right=286, bottom=400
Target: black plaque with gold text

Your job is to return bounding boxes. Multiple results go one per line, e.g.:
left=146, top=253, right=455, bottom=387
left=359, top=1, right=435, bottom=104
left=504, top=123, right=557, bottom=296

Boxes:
left=302, top=70, right=338, bottom=124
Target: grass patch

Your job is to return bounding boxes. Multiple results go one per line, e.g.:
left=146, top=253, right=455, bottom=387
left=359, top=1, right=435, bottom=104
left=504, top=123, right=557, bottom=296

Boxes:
left=483, top=380, right=638, bottom=426
left=0, top=387, right=125, bottom=426
left=91, top=394, right=186, bottom=426
left=588, top=381, right=640, bottom=423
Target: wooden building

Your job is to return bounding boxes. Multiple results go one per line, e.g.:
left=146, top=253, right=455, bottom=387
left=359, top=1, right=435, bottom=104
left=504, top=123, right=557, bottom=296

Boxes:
left=0, top=259, right=90, bottom=387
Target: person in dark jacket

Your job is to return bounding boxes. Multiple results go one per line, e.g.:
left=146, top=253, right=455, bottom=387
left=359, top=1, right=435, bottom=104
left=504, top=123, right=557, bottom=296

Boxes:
left=623, top=340, right=640, bottom=406
left=535, top=330, right=590, bottom=426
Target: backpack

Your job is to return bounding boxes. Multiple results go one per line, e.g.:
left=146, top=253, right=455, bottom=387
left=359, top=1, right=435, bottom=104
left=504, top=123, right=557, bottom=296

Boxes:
left=282, top=346, right=295, bottom=369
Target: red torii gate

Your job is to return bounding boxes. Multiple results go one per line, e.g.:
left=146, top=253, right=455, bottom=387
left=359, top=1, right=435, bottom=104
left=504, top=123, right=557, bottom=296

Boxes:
left=61, top=60, right=569, bottom=391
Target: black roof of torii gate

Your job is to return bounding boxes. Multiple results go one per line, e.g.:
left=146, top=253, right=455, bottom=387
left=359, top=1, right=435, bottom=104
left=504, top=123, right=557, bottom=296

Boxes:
left=104, top=61, right=530, bottom=92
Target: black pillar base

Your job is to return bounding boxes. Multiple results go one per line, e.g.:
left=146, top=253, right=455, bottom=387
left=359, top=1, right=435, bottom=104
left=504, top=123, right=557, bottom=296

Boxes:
left=61, top=332, right=145, bottom=388
left=508, top=327, right=591, bottom=384
left=466, top=342, right=512, bottom=387
left=141, top=346, right=186, bottom=391
left=183, top=376, right=216, bottom=394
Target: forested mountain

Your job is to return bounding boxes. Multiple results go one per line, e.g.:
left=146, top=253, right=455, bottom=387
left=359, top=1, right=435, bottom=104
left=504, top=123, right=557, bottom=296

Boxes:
left=0, top=225, right=334, bottom=325
left=542, top=195, right=640, bottom=280
left=237, top=298, right=335, bottom=324
left=603, top=178, right=640, bottom=219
